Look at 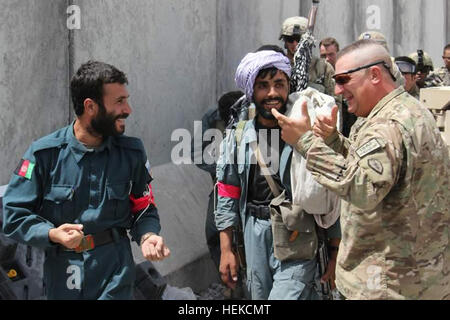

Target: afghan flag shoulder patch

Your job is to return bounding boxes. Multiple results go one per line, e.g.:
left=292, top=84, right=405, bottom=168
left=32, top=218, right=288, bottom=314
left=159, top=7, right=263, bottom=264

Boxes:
left=14, top=159, right=36, bottom=180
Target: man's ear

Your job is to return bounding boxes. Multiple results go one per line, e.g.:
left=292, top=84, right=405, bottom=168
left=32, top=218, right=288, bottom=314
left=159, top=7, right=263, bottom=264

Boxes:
left=370, top=66, right=383, bottom=84
left=84, top=98, right=97, bottom=116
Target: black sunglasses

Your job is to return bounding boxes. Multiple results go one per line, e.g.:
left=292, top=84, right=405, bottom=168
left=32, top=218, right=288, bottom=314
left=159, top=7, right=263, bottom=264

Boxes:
left=283, top=36, right=300, bottom=44
left=333, top=60, right=396, bottom=85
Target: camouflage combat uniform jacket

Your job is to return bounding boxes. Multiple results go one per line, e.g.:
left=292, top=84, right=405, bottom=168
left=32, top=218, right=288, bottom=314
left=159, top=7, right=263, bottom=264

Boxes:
left=408, top=84, right=420, bottom=100
left=295, top=86, right=450, bottom=300
left=428, top=67, right=450, bottom=87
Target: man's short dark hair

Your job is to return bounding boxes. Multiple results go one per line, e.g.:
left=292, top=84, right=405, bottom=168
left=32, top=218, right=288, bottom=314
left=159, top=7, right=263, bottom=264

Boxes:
left=218, top=91, right=244, bottom=122
left=320, top=37, right=340, bottom=51
left=256, top=67, right=283, bottom=81
left=444, top=43, right=450, bottom=52
left=70, top=61, right=128, bottom=116
left=256, top=44, right=287, bottom=56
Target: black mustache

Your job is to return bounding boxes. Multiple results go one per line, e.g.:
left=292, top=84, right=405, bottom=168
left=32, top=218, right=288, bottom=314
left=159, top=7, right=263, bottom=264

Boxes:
left=116, top=114, right=129, bottom=120
left=262, top=98, right=284, bottom=105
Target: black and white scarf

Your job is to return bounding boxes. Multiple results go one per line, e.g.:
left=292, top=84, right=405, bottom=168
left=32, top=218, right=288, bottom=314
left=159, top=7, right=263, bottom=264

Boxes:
left=290, top=32, right=315, bottom=93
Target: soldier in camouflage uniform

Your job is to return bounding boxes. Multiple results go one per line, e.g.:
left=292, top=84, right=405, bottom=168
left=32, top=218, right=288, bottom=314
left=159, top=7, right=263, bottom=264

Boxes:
left=395, top=56, right=420, bottom=99
left=428, top=44, right=450, bottom=87
left=408, top=50, right=439, bottom=88
left=272, top=40, right=450, bottom=300
left=279, top=16, right=335, bottom=97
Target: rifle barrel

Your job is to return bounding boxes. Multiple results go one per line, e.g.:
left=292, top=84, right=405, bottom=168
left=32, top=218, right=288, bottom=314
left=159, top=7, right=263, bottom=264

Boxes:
left=307, top=0, right=320, bottom=34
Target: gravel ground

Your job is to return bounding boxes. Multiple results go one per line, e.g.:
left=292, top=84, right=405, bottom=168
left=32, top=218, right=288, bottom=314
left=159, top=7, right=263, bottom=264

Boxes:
left=195, top=282, right=227, bottom=300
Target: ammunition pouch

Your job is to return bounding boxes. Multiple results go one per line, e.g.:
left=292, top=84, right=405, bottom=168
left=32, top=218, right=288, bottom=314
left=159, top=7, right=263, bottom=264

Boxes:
left=269, top=191, right=318, bottom=262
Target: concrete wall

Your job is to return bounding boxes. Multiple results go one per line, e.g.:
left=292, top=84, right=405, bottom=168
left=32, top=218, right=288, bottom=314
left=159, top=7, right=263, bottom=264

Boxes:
left=216, top=0, right=300, bottom=97
left=300, top=0, right=449, bottom=70
left=0, top=0, right=69, bottom=184
left=2, top=0, right=448, bottom=182
left=2, top=0, right=449, bottom=181
left=72, top=0, right=217, bottom=167
left=217, top=0, right=450, bottom=95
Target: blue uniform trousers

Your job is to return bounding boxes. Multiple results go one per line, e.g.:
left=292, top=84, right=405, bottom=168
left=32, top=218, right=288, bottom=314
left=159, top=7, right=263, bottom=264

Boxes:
left=244, top=216, right=319, bottom=300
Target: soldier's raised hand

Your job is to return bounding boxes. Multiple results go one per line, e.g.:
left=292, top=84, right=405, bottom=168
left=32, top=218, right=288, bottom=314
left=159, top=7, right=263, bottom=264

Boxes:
left=313, top=105, right=339, bottom=140
left=272, top=101, right=312, bottom=145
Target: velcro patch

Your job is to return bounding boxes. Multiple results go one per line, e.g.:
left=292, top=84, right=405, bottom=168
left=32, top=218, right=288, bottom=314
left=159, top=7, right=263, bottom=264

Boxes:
left=356, top=139, right=382, bottom=159
left=14, top=159, right=35, bottom=180
left=368, top=159, right=384, bottom=175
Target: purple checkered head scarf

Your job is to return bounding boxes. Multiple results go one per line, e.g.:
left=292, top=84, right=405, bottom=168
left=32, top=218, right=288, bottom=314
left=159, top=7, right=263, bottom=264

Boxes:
left=235, top=50, right=291, bottom=102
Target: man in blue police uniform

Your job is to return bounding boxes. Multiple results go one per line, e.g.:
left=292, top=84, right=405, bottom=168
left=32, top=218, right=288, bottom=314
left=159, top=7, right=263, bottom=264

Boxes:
left=2, top=61, right=170, bottom=300
left=215, top=50, right=340, bottom=300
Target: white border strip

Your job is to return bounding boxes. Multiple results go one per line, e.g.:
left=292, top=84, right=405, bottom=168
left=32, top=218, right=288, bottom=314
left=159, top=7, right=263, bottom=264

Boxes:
left=0, top=184, right=7, bottom=198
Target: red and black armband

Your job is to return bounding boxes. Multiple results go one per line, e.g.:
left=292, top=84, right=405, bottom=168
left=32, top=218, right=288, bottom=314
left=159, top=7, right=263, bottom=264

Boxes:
left=129, top=183, right=156, bottom=224
left=217, top=182, right=241, bottom=200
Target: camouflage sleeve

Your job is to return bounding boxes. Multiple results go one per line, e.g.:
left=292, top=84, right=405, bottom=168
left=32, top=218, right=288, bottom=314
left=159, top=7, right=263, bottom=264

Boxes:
left=424, top=72, right=444, bottom=88
left=214, top=130, right=241, bottom=231
left=296, top=120, right=404, bottom=211
left=323, top=130, right=350, bottom=156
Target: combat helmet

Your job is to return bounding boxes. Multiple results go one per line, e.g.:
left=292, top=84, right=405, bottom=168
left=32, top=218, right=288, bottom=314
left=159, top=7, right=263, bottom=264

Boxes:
left=279, top=16, right=308, bottom=40
left=358, top=31, right=389, bottom=51
left=408, top=50, right=434, bottom=72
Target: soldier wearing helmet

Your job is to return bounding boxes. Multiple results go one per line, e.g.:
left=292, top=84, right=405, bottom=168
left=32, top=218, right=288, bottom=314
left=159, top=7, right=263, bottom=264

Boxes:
left=279, top=16, right=335, bottom=97
left=358, top=31, right=389, bottom=51
left=395, top=56, right=420, bottom=99
left=408, top=50, right=435, bottom=88
left=428, top=44, right=450, bottom=86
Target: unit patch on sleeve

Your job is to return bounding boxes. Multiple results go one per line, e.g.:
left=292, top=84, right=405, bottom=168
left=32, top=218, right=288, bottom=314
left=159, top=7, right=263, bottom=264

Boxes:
left=14, top=159, right=35, bottom=180
left=368, top=159, right=384, bottom=175
left=356, top=139, right=382, bottom=159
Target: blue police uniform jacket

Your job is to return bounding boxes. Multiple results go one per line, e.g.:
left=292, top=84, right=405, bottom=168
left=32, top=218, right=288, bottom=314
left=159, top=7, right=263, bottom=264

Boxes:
left=2, top=123, right=161, bottom=299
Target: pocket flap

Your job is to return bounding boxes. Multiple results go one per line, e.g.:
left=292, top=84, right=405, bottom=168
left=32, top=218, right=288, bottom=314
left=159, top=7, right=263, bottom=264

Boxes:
left=270, top=190, right=287, bottom=207
left=44, top=185, right=74, bottom=204
left=270, top=191, right=315, bottom=233
left=107, top=182, right=130, bottom=200
left=279, top=206, right=315, bottom=233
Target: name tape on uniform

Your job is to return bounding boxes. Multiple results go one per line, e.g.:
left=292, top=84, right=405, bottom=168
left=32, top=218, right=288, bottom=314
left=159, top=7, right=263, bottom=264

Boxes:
left=356, top=139, right=382, bottom=159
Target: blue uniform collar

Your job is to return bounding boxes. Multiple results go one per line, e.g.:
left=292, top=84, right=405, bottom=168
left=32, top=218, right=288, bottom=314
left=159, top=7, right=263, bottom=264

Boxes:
left=67, top=121, right=113, bottom=163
